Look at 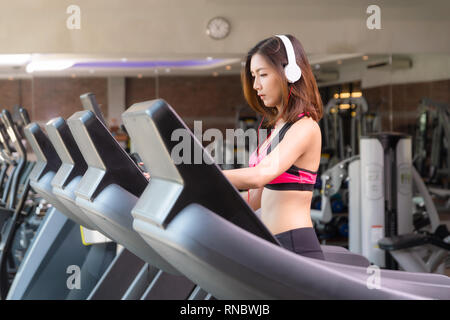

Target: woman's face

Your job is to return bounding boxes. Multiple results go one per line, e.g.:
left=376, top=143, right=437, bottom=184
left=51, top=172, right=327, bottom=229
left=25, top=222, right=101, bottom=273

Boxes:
left=250, top=53, right=282, bottom=109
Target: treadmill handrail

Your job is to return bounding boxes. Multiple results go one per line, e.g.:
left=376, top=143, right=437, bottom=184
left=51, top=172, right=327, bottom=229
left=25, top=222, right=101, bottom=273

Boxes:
left=80, top=93, right=106, bottom=126
left=1, top=109, right=26, bottom=209
left=46, top=117, right=88, bottom=189
left=23, top=122, right=62, bottom=182
left=19, top=107, right=31, bottom=126
left=67, top=110, right=147, bottom=201
left=0, top=122, right=14, bottom=162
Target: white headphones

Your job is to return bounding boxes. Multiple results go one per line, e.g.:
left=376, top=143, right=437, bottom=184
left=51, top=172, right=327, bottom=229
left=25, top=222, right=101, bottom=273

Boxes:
left=275, top=35, right=302, bottom=83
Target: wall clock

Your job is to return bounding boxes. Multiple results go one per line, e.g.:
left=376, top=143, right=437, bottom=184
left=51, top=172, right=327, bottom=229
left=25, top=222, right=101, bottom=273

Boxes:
left=206, top=17, right=230, bottom=40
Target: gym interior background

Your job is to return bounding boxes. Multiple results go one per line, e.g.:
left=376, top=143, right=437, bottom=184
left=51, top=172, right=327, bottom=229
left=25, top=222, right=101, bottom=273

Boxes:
left=0, top=0, right=449, bottom=300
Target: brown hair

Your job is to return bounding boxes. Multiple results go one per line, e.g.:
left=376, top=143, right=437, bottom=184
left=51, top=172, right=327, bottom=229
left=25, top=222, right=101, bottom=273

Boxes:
left=241, top=35, right=323, bottom=127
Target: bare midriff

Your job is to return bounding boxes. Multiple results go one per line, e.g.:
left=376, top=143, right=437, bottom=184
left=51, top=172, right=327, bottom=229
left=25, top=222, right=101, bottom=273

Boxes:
left=260, top=188, right=314, bottom=235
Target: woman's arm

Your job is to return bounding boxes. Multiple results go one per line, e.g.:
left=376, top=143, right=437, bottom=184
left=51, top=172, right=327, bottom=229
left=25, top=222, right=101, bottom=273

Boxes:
left=248, top=187, right=263, bottom=211
left=240, top=187, right=263, bottom=211
left=223, top=119, right=318, bottom=190
left=223, top=166, right=264, bottom=190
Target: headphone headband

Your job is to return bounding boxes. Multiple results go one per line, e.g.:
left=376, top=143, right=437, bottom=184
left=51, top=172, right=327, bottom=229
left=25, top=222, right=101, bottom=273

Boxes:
left=275, top=35, right=302, bottom=83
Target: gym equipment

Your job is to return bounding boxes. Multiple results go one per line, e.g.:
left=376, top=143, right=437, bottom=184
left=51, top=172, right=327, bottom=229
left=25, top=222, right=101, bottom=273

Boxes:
left=7, top=92, right=123, bottom=298
left=12, top=91, right=205, bottom=300
left=413, top=98, right=449, bottom=187
left=122, top=101, right=369, bottom=268
left=5, top=92, right=448, bottom=299
left=311, top=156, right=359, bottom=224
left=0, top=121, right=16, bottom=201
left=0, top=109, right=38, bottom=299
left=6, top=94, right=116, bottom=299
left=359, top=133, right=413, bottom=269
left=322, top=96, right=380, bottom=168
left=46, top=117, right=100, bottom=230
left=310, top=156, right=358, bottom=241
left=349, top=132, right=449, bottom=273
left=7, top=116, right=115, bottom=299
left=80, top=92, right=107, bottom=126
left=67, top=110, right=174, bottom=271
left=118, top=99, right=450, bottom=299
left=20, top=107, right=141, bottom=300
left=5, top=94, right=147, bottom=300
left=378, top=168, right=449, bottom=274
left=67, top=109, right=199, bottom=299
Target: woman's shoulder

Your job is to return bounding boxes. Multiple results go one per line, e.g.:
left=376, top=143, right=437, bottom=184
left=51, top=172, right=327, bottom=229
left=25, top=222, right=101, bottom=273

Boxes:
left=291, top=115, right=320, bottom=134
left=279, top=118, right=320, bottom=147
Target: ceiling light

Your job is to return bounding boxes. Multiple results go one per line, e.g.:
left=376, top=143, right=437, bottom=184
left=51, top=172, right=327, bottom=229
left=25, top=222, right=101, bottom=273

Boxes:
left=26, top=60, right=74, bottom=73
left=0, top=54, right=31, bottom=65
left=72, top=59, right=230, bottom=69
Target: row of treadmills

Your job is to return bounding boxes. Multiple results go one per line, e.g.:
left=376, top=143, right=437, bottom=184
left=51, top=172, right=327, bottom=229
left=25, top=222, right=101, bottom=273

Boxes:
left=3, top=96, right=450, bottom=300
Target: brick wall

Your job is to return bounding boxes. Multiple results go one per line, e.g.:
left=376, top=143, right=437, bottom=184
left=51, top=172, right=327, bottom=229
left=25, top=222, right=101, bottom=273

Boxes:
left=363, top=79, right=450, bottom=134
left=126, top=75, right=249, bottom=133
left=1, top=76, right=448, bottom=138
left=0, top=79, right=31, bottom=114
left=0, top=77, right=108, bottom=123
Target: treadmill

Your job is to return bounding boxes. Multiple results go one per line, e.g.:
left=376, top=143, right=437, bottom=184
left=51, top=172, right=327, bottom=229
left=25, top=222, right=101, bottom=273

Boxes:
left=7, top=119, right=114, bottom=299
left=66, top=110, right=202, bottom=299
left=121, top=99, right=450, bottom=299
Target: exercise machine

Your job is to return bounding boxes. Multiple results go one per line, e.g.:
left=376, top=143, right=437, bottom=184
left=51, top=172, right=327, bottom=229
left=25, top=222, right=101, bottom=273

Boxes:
left=349, top=132, right=449, bottom=273
left=321, top=95, right=380, bottom=170
left=413, top=98, right=450, bottom=187
left=120, top=98, right=450, bottom=299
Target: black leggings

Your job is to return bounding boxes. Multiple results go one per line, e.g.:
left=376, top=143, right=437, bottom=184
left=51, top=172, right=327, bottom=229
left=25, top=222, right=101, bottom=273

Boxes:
left=275, top=227, right=325, bottom=261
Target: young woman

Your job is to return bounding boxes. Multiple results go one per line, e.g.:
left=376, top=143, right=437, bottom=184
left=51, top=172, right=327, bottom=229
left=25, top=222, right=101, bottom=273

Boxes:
left=223, top=35, right=325, bottom=260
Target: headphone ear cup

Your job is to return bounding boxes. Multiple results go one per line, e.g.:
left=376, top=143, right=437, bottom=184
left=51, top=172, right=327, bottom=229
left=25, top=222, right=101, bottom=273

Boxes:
left=284, top=63, right=302, bottom=83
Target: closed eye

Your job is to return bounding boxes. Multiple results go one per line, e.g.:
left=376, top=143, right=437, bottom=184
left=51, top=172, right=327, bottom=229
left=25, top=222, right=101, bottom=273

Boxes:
left=250, top=73, right=267, bottom=78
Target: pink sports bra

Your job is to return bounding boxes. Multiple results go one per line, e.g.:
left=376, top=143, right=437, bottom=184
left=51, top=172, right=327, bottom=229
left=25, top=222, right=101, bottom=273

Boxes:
left=248, top=112, right=318, bottom=191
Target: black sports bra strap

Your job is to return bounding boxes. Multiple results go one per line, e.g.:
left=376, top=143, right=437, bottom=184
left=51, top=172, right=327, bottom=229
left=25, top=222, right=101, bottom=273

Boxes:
left=278, top=122, right=294, bottom=141
left=267, top=122, right=294, bottom=154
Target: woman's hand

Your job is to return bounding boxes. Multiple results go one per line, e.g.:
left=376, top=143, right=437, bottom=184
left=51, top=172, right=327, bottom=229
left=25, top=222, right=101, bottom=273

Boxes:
left=139, top=162, right=151, bottom=180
